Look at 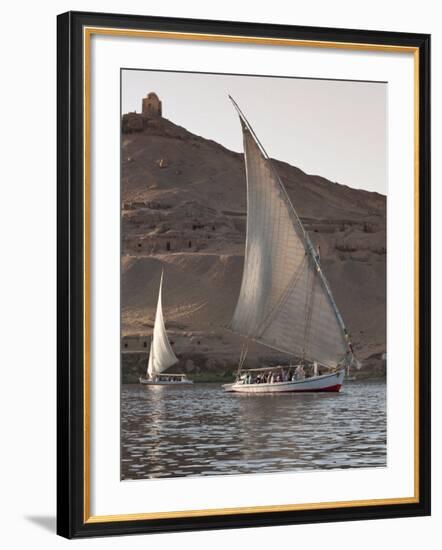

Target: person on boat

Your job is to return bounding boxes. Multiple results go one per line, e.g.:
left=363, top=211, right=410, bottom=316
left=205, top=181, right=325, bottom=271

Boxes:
left=313, top=361, right=319, bottom=377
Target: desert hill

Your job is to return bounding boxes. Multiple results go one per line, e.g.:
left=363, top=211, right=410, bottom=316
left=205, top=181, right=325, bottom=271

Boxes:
left=121, top=115, right=386, bottom=381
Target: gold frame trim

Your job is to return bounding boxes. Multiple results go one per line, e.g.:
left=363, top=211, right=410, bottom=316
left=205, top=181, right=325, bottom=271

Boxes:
left=82, top=27, right=420, bottom=524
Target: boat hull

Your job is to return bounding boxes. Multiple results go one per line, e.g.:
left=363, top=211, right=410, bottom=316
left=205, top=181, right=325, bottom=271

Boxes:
left=223, top=369, right=345, bottom=393
left=139, top=377, right=193, bottom=385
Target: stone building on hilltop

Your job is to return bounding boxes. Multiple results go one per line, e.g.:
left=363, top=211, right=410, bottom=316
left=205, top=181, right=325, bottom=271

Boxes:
left=122, top=92, right=162, bottom=133
left=142, top=92, right=162, bottom=118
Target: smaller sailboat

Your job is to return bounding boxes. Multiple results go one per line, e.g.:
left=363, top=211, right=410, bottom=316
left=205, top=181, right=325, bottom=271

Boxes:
left=139, top=270, right=192, bottom=385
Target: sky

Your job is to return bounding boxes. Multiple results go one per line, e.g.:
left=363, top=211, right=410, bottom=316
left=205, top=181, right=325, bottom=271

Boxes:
left=122, top=69, right=387, bottom=195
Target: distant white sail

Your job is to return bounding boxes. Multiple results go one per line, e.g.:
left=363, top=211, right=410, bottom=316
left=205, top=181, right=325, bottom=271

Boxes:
left=147, top=270, right=178, bottom=377
left=229, top=98, right=351, bottom=368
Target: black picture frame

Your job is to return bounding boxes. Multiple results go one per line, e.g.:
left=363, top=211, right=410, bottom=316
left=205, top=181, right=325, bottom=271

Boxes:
left=57, top=10, right=431, bottom=539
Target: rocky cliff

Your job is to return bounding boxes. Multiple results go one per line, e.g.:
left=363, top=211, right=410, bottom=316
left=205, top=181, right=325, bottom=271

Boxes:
left=121, top=115, right=386, bottom=382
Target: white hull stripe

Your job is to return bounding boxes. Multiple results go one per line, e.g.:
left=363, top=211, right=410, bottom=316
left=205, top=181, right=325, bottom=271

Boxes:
left=223, top=370, right=345, bottom=393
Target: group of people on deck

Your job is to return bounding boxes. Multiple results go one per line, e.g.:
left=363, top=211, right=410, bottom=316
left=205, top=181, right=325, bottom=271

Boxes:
left=154, top=375, right=185, bottom=383
left=241, top=364, right=307, bottom=385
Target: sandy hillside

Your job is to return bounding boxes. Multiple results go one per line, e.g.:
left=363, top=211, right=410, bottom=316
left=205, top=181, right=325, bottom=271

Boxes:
left=121, top=115, right=386, bottom=378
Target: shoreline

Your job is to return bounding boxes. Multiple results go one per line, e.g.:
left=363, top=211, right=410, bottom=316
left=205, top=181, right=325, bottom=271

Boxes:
left=121, top=351, right=386, bottom=384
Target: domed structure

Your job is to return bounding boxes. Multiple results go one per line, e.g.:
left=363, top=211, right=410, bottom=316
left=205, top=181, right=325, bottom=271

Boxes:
left=142, top=92, right=162, bottom=118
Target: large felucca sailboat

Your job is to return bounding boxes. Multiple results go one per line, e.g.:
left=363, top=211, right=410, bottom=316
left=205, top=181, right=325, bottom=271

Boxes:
left=139, top=270, right=192, bottom=385
left=223, top=97, right=357, bottom=394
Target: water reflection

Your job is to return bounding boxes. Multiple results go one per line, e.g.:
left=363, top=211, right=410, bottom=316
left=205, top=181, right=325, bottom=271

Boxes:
left=121, top=381, right=386, bottom=480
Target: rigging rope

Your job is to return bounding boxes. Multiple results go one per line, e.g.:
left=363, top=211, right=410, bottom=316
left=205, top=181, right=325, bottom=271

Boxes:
left=302, top=256, right=316, bottom=363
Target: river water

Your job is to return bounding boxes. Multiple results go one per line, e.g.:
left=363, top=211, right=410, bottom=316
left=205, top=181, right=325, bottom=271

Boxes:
left=121, top=380, right=386, bottom=480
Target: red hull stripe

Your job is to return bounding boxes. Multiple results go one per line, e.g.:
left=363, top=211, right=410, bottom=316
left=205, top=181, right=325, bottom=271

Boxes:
left=288, top=384, right=342, bottom=393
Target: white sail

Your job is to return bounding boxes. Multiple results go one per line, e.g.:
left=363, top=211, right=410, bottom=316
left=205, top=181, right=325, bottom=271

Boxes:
left=229, top=98, right=351, bottom=368
left=147, top=270, right=178, bottom=377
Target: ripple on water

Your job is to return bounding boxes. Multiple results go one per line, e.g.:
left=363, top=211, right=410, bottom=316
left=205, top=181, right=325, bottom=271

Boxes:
left=121, top=381, right=386, bottom=480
